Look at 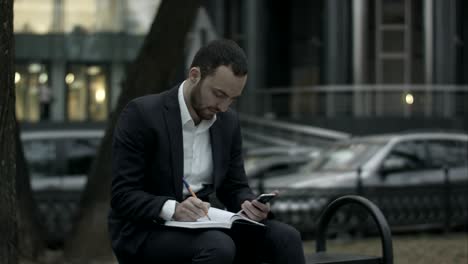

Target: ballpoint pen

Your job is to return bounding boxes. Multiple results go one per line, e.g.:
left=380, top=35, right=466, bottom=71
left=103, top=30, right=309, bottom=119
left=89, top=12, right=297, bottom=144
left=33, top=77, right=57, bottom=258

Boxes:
left=182, top=179, right=211, bottom=220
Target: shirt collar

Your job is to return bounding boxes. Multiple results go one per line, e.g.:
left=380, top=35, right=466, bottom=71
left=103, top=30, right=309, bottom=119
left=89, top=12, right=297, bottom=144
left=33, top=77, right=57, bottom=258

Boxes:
left=178, top=81, right=217, bottom=130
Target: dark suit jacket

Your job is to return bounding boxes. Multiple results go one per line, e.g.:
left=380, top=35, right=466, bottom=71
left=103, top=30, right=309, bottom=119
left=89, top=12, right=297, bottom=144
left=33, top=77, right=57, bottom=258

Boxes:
left=108, top=85, right=256, bottom=256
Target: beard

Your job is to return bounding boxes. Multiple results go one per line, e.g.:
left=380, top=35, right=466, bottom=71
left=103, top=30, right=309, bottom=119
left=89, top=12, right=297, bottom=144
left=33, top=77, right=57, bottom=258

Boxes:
left=190, top=82, right=215, bottom=121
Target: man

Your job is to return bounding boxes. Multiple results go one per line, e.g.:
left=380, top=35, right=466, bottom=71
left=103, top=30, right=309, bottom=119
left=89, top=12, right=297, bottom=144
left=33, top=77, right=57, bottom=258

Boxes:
left=109, top=39, right=305, bottom=264
left=39, top=84, right=52, bottom=121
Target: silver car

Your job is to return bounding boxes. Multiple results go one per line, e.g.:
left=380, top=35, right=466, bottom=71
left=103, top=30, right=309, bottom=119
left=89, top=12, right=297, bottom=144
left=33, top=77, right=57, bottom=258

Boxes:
left=264, top=132, right=468, bottom=233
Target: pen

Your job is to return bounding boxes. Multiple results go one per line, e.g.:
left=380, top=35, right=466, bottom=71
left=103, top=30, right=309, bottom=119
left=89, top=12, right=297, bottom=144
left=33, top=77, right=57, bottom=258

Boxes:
left=182, top=179, right=211, bottom=220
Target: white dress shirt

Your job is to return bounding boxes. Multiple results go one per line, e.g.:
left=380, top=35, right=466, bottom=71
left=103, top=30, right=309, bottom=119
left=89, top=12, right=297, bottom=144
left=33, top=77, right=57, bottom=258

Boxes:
left=159, top=81, right=216, bottom=220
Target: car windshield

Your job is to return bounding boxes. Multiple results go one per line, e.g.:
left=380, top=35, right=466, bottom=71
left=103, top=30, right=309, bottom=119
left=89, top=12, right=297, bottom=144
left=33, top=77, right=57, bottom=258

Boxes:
left=301, top=141, right=385, bottom=172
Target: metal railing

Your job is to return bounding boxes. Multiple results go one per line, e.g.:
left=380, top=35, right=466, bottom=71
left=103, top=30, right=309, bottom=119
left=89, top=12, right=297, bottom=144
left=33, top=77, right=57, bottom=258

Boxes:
left=250, top=85, right=468, bottom=119
left=268, top=172, right=468, bottom=236
left=240, top=114, right=350, bottom=148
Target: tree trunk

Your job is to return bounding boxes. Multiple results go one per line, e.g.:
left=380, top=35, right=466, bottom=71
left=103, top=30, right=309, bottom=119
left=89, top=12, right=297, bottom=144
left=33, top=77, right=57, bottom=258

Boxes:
left=64, top=0, right=202, bottom=261
left=0, top=0, right=18, bottom=263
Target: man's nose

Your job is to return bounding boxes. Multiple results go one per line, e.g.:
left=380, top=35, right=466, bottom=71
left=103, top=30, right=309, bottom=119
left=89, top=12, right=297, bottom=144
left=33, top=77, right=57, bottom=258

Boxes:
left=217, top=99, right=231, bottom=112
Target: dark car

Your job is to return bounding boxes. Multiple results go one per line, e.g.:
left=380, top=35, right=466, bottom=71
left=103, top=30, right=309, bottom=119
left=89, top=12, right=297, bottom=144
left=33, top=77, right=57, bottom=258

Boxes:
left=22, top=128, right=103, bottom=192
left=21, top=125, right=104, bottom=245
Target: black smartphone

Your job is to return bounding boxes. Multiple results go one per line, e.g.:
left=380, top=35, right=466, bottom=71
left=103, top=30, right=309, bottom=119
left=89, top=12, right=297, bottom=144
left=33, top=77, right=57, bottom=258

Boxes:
left=255, top=193, right=277, bottom=204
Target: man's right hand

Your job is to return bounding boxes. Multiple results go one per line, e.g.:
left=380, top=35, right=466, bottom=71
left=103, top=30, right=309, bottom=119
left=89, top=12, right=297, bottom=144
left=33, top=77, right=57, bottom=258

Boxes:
left=173, top=196, right=210, bottom=221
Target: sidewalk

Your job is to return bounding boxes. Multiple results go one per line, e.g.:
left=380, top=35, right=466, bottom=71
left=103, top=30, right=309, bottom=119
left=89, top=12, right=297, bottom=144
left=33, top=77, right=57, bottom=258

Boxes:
left=303, top=232, right=468, bottom=264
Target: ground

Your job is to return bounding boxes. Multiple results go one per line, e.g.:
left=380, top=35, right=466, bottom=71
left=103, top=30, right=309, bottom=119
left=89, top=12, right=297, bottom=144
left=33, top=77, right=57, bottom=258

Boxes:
left=304, top=232, right=468, bottom=264
left=20, top=232, right=468, bottom=263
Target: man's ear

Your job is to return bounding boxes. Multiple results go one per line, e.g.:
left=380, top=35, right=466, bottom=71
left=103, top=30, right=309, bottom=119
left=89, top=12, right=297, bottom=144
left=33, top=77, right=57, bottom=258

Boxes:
left=189, top=67, right=201, bottom=84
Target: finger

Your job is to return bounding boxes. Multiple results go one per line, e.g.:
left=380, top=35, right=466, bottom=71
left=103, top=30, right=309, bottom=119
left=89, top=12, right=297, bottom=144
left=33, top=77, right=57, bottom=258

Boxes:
left=175, top=204, right=199, bottom=221
left=252, top=200, right=269, bottom=212
left=247, top=202, right=268, bottom=219
left=192, top=201, right=210, bottom=216
left=182, top=207, right=200, bottom=221
left=181, top=199, right=207, bottom=218
left=240, top=204, right=256, bottom=220
left=243, top=207, right=263, bottom=221
left=202, top=202, right=211, bottom=214
left=242, top=203, right=263, bottom=220
left=186, top=204, right=207, bottom=218
left=187, top=197, right=209, bottom=211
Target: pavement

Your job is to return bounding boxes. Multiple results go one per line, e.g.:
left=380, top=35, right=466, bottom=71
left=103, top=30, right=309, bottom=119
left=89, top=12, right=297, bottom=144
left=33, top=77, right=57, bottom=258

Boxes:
left=303, top=232, right=468, bottom=264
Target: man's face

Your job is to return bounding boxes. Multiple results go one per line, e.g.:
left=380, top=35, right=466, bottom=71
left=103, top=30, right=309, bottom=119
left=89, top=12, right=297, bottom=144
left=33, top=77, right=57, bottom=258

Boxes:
left=190, top=66, right=247, bottom=121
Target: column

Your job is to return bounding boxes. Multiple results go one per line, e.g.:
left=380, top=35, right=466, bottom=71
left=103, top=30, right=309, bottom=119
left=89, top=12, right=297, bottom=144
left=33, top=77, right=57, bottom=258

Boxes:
left=424, top=0, right=433, bottom=116
left=241, top=0, right=263, bottom=115
left=352, top=0, right=368, bottom=117
left=110, top=62, right=123, bottom=111
left=325, top=0, right=351, bottom=117
left=433, top=0, right=457, bottom=117
left=51, top=60, right=65, bottom=121
left=325, top=0, right=351, bottom=84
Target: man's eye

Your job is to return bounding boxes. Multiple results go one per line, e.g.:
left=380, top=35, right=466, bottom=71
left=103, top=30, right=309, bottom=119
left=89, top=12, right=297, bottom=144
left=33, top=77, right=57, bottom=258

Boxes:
left=214, top=91, right=225, bottom=98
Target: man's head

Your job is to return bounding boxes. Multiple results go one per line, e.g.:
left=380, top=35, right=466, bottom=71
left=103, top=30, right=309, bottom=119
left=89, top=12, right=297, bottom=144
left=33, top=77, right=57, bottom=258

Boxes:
left=187, top=39, right=248, bottom=121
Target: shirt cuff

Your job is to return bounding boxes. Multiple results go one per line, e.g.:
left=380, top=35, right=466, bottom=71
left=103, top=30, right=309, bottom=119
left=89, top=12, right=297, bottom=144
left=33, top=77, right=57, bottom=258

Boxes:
left=159, top=199, right=177, bottom=221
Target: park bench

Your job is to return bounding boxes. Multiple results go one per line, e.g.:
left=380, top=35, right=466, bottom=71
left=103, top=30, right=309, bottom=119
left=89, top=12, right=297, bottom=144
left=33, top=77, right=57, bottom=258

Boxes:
left=308, top=195, right=393, bottom=264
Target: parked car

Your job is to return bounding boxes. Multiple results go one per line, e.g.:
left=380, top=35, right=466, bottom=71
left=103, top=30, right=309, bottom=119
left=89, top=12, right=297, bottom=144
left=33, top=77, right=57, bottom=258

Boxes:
left=20, top=124, right=104, bottom=246
left=243, top=146, right=321, bottom=193
left=263, top=132, right=468, bottom=234
left=21, top=126, right=104, bottom=192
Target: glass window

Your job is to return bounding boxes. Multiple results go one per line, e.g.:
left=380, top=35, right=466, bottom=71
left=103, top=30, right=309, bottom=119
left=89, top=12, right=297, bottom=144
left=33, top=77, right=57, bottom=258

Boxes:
left=15, top=63, right=51, bottom=122
left=64, top=0, right=161, bottom=34
left=23, top=139, right=59, bottom=178
left=64, top=0, right=99, bottom=33
left=385, top=140, right=428, bottom=170
left=125, top=0, right=161, bottom=34
left=382, top=0, right=405, bottom=24
left=305, top=141, right=384, bottom=172
left=14, top=0, right=162, bottom=34
left=66, top=64, right=109, bottom=121
left=64, top=137, right=100, bottom=175
left=427, top=140, right=468, bottom=168
left=14, top=0, right=54, bottom=34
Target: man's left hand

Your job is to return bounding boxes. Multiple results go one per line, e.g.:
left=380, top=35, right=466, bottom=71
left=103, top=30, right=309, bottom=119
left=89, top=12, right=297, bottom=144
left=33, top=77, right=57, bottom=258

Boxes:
left=240, top=200, right=270, bottom=221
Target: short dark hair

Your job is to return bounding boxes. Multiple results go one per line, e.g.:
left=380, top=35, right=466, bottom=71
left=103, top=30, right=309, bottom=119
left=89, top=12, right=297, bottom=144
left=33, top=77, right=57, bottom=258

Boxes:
left=190, top=39, right=248, bottom=79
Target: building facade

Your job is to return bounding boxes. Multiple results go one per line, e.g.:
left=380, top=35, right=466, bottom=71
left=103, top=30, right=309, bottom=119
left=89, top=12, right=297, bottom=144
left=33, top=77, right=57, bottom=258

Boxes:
left=205, top=0, right=468, bottom=132
left=14, top=0, right=158, bottom=123
left=15, top=0, right=468, bottom=132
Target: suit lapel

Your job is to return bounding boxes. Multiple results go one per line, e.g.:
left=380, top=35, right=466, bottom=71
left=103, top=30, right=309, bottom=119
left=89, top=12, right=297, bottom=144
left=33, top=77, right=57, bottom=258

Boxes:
left=163, top=87, right=184, bottom=201
left=210, top=116, right=223, bottom=189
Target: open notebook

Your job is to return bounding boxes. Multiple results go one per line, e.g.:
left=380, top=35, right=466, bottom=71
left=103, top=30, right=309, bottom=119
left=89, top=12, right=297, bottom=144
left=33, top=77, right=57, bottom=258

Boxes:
left=163, top=207, right=265, bottom=229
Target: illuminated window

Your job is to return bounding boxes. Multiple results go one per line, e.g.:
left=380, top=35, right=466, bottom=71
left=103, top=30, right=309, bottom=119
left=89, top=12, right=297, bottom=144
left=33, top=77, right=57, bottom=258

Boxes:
left=64, top=0, right=99, bottom=33
left=125, top=0, right=161, bottom=34
left=15, top=62, right=50, bottom=122
left=14, top=0, right=162, bottom=34
left=14, top=0, right=54, bottom=34
left=64, top=0, right=161, bottom=34
left=66, top=64, right=109, bottom=121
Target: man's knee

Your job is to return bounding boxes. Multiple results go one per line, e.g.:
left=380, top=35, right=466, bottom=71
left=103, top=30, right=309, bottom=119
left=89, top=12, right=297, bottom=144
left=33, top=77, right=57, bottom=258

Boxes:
left=266, top=220, right=302, bottom=246
left=195, top=231, right=236, bottom=263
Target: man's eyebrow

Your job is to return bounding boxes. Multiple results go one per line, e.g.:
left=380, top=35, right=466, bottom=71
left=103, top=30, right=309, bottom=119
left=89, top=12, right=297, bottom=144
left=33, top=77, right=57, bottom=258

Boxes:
left=214, top=87, right=240, bottom=99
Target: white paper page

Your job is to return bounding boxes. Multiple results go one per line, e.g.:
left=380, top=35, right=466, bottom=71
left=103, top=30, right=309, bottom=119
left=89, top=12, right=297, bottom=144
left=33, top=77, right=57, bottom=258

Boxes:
left=197, top=207, right=235, bottom=223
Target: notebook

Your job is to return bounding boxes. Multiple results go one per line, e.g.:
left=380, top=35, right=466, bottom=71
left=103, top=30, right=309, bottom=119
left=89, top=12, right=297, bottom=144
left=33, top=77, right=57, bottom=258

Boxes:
left=163, top=207, right=265, bottom=229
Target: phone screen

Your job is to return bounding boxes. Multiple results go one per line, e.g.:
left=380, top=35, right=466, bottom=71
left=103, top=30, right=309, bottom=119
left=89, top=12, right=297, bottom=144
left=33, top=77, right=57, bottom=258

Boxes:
left=256, top=193, right=277, bottom=204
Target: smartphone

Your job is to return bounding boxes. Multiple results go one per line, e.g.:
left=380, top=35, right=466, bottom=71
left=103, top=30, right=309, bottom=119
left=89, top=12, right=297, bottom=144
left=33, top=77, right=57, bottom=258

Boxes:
left=237, top=193, right=278, bottom=214
left=255, top=193, right=277, bottom=204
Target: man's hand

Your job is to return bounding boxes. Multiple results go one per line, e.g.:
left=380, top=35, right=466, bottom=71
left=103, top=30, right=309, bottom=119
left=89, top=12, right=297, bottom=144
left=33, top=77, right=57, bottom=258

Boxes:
left=173, top=197, right=211, bottom=222
left=240, top=200, right=270, bottom=221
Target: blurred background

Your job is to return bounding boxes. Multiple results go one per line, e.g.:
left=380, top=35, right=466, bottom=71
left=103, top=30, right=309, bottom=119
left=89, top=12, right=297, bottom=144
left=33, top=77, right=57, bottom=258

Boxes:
left=12, top=0, right=468, bottom=263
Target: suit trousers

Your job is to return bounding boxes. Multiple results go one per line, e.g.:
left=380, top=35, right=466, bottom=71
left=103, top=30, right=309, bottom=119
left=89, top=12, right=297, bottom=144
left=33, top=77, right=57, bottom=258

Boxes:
left=134, top=219, right=305, bottom=264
